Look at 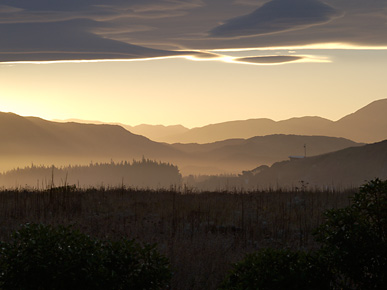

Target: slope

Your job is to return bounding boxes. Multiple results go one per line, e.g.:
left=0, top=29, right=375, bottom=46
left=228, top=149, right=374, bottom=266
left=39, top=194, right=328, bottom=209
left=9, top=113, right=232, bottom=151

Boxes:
left=160, top=99, right=387, bottom=144
left=0, top=112, right=185, bottom=171
left=248, top=140, right=387, bottom=189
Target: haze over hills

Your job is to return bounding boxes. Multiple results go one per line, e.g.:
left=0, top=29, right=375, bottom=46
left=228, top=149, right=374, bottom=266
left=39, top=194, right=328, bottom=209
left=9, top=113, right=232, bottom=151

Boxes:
left=0, top=112, right=363, bottom=176
left=0, top=112, right=185, bottom=172
left=162, top=99, right=387, bottom=144
left=55, top=99, right=387, bottom=144
left=52, top=99, right=387, bottom=145
left=171, top=135, right=362, bottom=174
left=161, top=116, right=333, bottom=144
left=53, top=119, right=189, bottom=142
left=0, top=159, right=182, bottom=189
left=332, top=99, right=387, bottom=143
left=127, top=124, right=189, bottom=141
left=242, top=140, right=387, bottom=189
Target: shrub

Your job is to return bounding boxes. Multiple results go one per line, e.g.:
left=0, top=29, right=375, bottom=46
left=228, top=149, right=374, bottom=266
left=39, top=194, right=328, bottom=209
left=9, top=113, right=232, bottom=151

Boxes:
left=218, top=248, right=331, bottom=290
left=0, top=223, right=171, bottom=290
left=314, top=178, right=387, bottom=289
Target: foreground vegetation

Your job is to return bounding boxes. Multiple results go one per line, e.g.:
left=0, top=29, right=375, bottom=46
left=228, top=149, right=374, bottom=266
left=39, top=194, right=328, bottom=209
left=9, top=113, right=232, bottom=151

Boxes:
left=221, top=179, right=387, bottom=290
left=0, top=224, right=170, bottom=290
left=0, top=180, right=385, bottom=289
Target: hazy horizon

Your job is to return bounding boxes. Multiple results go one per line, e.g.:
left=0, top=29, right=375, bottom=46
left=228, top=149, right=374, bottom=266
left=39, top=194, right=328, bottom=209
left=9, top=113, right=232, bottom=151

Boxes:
left=2, top=97, right=386, bottom=129
left=1, top=0, right=386, bottom=128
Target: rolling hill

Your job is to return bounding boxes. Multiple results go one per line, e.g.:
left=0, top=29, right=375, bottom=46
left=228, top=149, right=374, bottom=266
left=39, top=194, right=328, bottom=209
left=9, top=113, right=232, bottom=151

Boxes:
left=0, top=112, right=185, bottom=172
left=245, top=140, right=387, bottom=189
left=53, top=118, right=190, bottom=142
left=159, top=99, right=387, bottom=144
left=333, top=99, right=387, bottom=142
left=0, top=112, right=364, bottom=176
left=171, top=135, right=362, bottom=174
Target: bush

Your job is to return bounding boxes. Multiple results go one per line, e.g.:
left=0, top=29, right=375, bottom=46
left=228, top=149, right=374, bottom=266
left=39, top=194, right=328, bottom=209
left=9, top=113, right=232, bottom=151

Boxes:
left=218, top=248, right=331, bottom=290
left=314, top=178, right=387, bottom=289
left=0, top=223, right=171, bottom=290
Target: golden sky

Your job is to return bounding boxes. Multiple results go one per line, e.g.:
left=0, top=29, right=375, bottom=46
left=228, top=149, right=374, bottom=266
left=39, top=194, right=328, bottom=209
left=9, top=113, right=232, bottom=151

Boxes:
left=0, top=0, right=386, bottom=128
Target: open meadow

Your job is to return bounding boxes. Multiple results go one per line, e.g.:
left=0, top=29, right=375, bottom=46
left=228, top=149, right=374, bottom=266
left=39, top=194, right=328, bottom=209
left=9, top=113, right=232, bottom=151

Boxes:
left=0, top=186, right=355, bottom=290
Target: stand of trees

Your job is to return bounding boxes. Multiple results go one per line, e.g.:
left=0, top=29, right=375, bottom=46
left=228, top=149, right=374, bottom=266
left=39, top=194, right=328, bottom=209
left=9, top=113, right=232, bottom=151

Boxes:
left=0, top=158, right=182, bottom=189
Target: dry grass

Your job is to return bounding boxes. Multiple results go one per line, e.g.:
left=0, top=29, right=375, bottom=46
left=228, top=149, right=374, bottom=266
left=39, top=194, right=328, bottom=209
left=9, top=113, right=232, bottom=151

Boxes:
left=0, top=187, right=355, bottom=290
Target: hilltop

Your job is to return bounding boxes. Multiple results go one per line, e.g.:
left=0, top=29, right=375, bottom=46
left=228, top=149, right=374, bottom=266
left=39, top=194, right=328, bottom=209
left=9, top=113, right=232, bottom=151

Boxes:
left=0, top=112, right=362, bottom=175
left=124, top=99, right=387, bottom=144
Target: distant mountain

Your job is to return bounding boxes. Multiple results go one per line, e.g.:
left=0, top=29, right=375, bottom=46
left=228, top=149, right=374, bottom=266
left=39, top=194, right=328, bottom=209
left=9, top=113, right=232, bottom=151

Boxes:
left=0, top=112, right=364, bottom=176
left=53, top=119, right=189, bottom=142
left=171, top=135, right=362, bottom=174
left=164, top=117, right=334, bottom=144
left=126, top=124, right=189, bottom=141
left=245, top=140, right=387, bottom=189
left=160, top=99, right=387, bottom=144
left=0, top=112, right=185, bottom=172
left=333, top=99, right=387, bottom=143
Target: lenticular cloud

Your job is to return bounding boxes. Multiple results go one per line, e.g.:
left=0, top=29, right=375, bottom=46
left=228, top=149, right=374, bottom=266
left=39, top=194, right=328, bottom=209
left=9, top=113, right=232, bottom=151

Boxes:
left=210, top=0, right=341, bottom=38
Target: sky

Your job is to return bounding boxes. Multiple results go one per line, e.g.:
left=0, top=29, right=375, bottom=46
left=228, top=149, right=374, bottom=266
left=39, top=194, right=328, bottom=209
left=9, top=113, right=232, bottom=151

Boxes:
left=0, top=0, right=386, bottom=128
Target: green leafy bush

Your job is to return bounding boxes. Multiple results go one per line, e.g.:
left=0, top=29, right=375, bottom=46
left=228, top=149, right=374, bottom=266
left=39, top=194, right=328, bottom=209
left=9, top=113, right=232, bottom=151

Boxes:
left=0, top=223, right=171, bottom=290
left=219, top=248, right=331, bottom=290
left=314, top=178, right=387, bottom=289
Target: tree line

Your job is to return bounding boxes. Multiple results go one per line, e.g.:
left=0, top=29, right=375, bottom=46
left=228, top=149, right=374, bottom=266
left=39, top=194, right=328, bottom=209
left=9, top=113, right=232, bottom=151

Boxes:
left=0, top=158, right=182, bottom=189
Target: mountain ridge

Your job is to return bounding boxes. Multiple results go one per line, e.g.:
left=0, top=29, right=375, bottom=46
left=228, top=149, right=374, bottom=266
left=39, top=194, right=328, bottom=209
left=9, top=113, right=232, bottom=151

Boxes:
left=0, top=111, right=362, bottom=176
left=162, top=99, right=387, bottom=143
left=52, top=99, right=387, bottom=144
left=0, top=112, right=186, bottom=172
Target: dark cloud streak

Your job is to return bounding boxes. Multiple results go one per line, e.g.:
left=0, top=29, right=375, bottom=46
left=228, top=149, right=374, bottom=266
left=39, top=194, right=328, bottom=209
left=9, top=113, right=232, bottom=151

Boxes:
left=0, top=19, right=210, bottom=62
left=0, top=0, right=207, bottom=62
left=236, top=55, right=303, bottom=64
left=0, top=0, right=385, bottom=63
left=210, top=0, right=341, bottom=38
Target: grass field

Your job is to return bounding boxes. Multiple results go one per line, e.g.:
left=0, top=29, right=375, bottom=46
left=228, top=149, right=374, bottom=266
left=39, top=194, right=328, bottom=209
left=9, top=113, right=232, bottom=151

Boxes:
left=0, top=187, right=355, bottom=290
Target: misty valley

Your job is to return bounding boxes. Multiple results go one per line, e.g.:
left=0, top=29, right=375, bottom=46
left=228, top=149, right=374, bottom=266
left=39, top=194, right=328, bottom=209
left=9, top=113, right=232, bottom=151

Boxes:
left=1, top=99, right=387, bottom=191
left=1, top=99, right=386, bottom=290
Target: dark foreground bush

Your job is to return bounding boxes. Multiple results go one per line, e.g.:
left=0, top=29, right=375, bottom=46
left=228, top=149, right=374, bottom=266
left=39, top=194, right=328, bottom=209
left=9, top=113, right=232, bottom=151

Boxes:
left=0, top=223, right=171, bottom=290
left=219, top=248, right=331, bottom=290
left=315, top=178, right=387, bottom=289
left=220, top=179, right=387, bottom=289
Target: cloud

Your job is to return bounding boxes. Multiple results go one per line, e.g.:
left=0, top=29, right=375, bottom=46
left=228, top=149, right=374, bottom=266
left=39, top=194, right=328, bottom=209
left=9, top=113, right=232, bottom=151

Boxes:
left=0, top=18, right=212, bottom=63
left=0, top=0, right=201, bottom=12
left=210, top=0, right=341, bottom=38
left=0, top=0, right=204, bottom=25
left=0, top=0, right=207, bottom=62
left=0, top=0, right=385, bottom=63
left=236, top=55, right=303, bottom=64
left=172, top=0, right=387, bottom=51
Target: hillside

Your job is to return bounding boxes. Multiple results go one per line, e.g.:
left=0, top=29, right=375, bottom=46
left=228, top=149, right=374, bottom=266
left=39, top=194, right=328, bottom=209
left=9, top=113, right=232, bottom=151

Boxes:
left=245, top=140, right=387, bottom=189
left=0, top=112, right=364, bottom=176
left=53, top=119, right=190, bottom=141
left=159, top=99, right=387, bottom=144
left=164, top=117, right=334, bottom=144
left=0, top=112, right=185, bottom=172
left=333, top=99, right=387, bottom=142
left=171, top=135, right=362, bottom=174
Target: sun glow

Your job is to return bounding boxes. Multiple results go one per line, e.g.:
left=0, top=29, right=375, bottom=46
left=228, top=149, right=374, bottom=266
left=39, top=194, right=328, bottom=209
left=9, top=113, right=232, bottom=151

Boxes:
left=3, top=42, right=379, bottom=66
left=0, top=51, right=331, bottom=66
left=209, top=43, right=387, bottom=52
